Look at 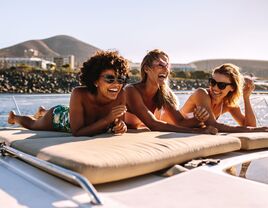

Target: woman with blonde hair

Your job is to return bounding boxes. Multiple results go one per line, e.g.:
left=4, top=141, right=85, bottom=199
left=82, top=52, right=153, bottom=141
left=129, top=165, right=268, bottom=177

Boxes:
left=180, top=63, right=268, bottom=132
left=124, top=49, right=217, bottom=134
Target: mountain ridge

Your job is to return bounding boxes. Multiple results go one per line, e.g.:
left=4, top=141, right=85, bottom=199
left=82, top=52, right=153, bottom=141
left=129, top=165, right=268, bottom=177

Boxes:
left=0, top=35, right=268, bottom=77
left=0, top=35, right=101, bottom=65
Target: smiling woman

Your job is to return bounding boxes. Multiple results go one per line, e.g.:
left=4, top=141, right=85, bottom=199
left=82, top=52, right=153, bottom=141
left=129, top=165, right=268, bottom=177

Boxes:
left=124, top=49, right=217, bottom=134
left=7, top=50, right=129, bottom=136
left=180, top=63, right=268, bottom=133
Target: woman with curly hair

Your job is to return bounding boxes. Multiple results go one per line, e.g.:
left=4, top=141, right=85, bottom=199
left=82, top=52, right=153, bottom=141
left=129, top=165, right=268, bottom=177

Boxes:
left=124, top=49, right=217, bottom=134
left=8, top=50, right=129, bottom=136
left=180, top=63, right=268, bottom=132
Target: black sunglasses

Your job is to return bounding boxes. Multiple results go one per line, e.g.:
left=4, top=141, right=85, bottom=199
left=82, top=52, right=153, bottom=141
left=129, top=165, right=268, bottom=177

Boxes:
left=101, top=74, right=126, bottom=84
left=208, top=78, right=233, bottom=90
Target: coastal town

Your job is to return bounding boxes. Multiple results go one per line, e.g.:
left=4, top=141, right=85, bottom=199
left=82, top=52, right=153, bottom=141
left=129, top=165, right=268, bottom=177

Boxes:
left=1, top=35, right=268, bottom=93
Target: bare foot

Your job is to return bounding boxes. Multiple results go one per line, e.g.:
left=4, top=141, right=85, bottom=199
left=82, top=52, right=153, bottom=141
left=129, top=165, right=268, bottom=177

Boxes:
left=33, top=106, right=47, bottom=119
left=8, top=111, right=16, bottom=125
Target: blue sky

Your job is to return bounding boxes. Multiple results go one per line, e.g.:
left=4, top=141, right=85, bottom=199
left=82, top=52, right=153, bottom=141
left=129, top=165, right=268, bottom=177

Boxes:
left=1, top=0, right=268, bottom=63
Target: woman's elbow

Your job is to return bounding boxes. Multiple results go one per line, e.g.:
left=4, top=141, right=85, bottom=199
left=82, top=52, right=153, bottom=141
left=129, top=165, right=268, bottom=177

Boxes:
left=71, top=131, right=80, bottom=137
left=205, top=120, right=217, bottom=126
left=71, top=129, right=82, bottom=137
left=243, top=121, right=257, bottom=127
left=145, top=121, right=165, bottom=131
left=149, top=125, right=160, bottom=131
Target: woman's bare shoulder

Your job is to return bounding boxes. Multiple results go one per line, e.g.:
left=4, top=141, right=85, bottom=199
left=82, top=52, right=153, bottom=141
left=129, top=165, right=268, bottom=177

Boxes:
left=71, top=86, right=91, bottom=98
left=191, top=88, right=212, bottom=106
left=187, top=88, right=209, bottom=100
left=124, top=83, right=141, bottom=94
left=194, top=88, right=209, bottom=96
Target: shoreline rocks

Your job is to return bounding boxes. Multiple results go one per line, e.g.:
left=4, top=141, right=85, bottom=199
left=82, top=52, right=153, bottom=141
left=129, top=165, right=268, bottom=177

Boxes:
left=1, top=69, right=267, bottom=93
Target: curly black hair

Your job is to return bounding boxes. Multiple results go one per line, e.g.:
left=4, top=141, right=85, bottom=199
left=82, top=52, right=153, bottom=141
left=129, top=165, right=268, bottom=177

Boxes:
left=80, top=50, right=129, bottom=94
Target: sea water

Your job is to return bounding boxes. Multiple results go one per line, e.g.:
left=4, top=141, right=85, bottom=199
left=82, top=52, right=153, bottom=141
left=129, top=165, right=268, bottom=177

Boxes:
left=0, top=92, right=267, bottom=127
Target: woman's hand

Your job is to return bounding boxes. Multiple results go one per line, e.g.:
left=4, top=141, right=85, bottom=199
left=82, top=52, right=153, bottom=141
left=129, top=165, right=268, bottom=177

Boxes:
left=112, top=119, right=127, bottom=135
left=106, top=105, right=127, bottom=123
left=243, top=77, right=255, bottom=99
left=194, top=106, right=209, bottom=122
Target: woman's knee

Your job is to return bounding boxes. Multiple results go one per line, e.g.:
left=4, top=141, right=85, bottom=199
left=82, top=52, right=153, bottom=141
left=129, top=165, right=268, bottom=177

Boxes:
left=32, top=108, right=54, bottom=130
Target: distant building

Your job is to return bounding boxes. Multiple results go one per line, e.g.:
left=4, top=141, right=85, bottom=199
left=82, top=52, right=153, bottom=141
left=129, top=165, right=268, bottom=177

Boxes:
left=171, top=63, right=197, bottom=71
left=129, top=63, right=197, bottom=72
left=0, top=57, right=55, bottom=70
left=24, top=49, right=39, bottom=58
left=53, top=55, right=75, bottom=70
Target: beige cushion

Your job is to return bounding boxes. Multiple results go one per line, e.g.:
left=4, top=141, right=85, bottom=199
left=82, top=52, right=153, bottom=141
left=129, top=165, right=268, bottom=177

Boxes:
left=228, top=132, right=268, bottom=150
left=11, top=131, right=241, bottom=184
left=0, top=128, right=71, bottom=145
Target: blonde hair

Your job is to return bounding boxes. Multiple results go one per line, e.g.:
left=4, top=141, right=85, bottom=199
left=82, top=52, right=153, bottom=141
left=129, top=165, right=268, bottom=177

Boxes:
left=140, top=49, right=178, bottom=109
left=212, top=63, right=244, bottom=107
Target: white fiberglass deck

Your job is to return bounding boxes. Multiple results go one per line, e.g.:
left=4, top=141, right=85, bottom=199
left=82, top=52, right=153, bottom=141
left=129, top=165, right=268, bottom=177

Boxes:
left=2, top=149, right=268, bottom=208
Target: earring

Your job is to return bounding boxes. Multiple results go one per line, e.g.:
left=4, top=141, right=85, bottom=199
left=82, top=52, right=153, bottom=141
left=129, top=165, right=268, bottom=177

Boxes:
left=95, top=84, right=98, bottom=87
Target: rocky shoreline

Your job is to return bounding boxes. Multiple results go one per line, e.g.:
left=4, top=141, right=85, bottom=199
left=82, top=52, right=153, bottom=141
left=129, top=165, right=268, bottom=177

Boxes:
left=1, top=69, right=268, bottom=93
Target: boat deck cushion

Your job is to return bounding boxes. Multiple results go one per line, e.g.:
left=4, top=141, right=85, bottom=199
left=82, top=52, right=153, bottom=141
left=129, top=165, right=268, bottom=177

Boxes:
left=228, top=132, right=268, bottom=150
left=10, top=130, right=241, bottom=184
left=0, top=128, right=71, bottom=145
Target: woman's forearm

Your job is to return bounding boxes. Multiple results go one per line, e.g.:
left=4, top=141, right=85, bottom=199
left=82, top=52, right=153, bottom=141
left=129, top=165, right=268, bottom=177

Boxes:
left=243, top=97, right=256, bottom=127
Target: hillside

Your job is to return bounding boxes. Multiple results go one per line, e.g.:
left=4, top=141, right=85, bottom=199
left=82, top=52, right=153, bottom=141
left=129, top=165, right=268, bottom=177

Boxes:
left=192, top=59, right=268, bottom=78
left=0, top=35, right=101, bottom=65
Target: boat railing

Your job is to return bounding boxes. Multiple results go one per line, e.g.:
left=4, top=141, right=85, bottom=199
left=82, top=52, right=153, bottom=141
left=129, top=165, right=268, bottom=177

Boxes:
left=0, top=143, right=102, bottom=205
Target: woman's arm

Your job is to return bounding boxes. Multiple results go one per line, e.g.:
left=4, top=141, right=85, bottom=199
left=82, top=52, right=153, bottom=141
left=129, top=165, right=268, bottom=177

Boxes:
left=177, top=90, right=210, bottom=127
left=242, top=77, right=256, bottom=126
left=164, top=103, right=205, bottom=128
left=125, top=85, right=217, bottom=134
left=181, top=88, right=264, bottom=132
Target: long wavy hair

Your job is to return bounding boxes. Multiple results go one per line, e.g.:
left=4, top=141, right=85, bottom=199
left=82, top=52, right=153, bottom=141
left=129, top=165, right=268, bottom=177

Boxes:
left=140, top=49, right=178, bottom=109
left=212, top=63, right=244, bottom=107
left=80, top=50, right=129, bottom=94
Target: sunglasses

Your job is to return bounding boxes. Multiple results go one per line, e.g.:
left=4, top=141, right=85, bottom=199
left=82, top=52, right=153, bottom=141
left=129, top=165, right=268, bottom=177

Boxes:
left=152, top=61, right=169, bottom=68
left=208, top=78, right=233, bottom=90
left=101, top=74, right=126, bottom=84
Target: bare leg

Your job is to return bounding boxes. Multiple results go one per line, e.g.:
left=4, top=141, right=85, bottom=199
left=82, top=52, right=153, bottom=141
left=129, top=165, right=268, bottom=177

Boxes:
left=33, top=106, right=47, bottom=119
left=8, top=108, right=54, bottom=131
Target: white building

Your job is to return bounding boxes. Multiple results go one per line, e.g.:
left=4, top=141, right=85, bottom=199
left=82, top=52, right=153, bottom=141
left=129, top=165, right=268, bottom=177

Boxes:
left=0, top=57, right=55, bottom=70
left=53, top=55, right=75, bottom=70
left=129, top=63, right=197, bottom=72
left=171, top=63, right=197, bottom=71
